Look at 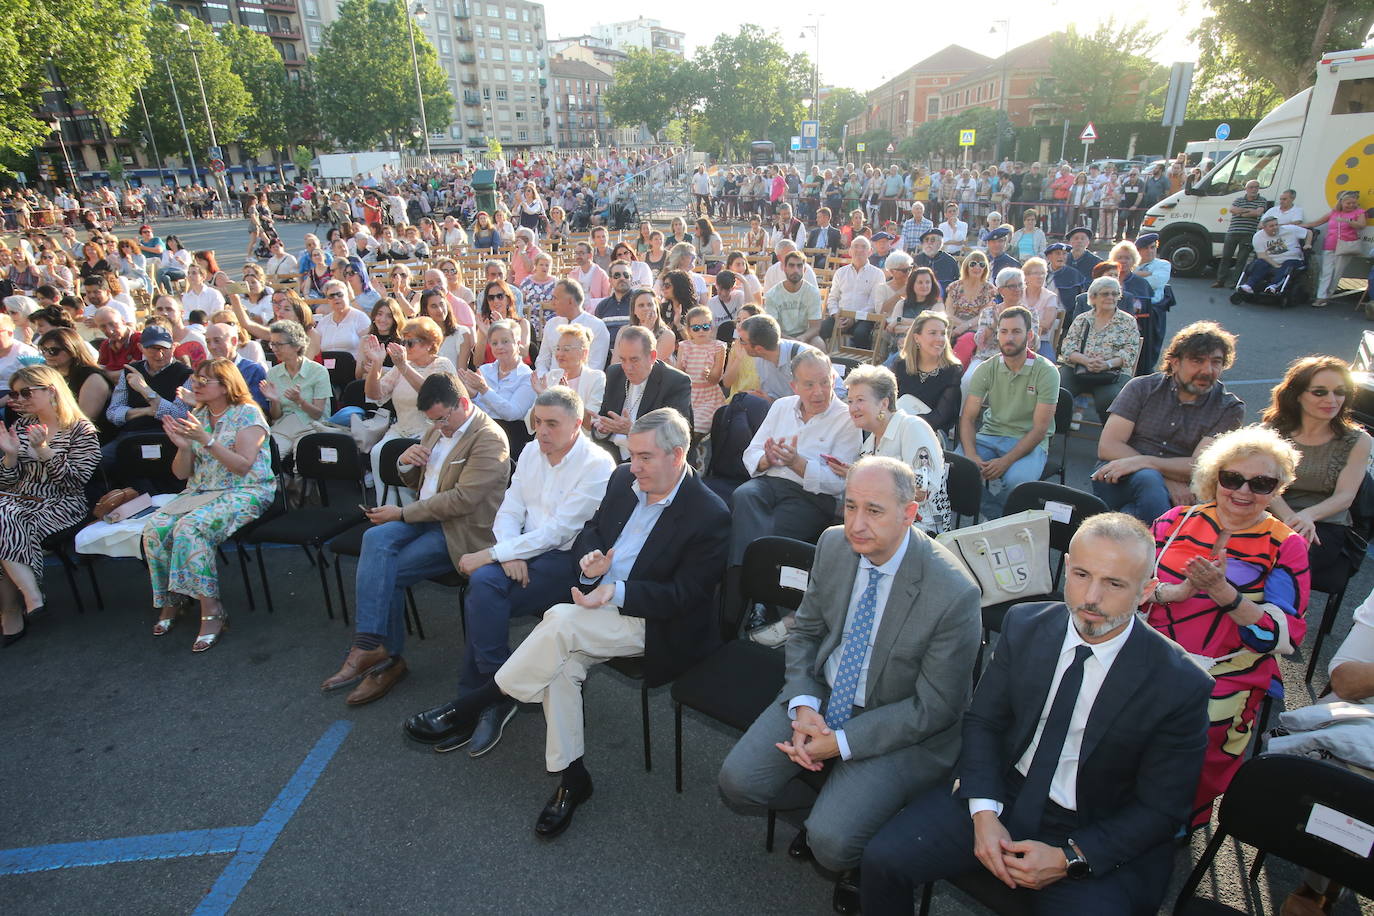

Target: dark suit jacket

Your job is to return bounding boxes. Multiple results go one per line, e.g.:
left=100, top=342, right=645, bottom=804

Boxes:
left=957, top=601, right=1212, bottom=875
left=574, top=463, right=729, bottom=687
left=596, top=359, right=696, bottom=464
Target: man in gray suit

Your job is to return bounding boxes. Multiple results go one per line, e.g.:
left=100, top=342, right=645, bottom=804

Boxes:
left=718, top=456, right=983, bottom=899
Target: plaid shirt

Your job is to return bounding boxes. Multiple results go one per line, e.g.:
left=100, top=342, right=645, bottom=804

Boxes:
left=1106, top=373, right=1245, bottom=459
left=900, top=217, right=935, bottom=251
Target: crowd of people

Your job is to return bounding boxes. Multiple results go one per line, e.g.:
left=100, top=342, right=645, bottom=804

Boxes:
left=1, top=168, right=1372, bottom=915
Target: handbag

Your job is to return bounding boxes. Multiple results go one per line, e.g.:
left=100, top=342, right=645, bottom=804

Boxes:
left=936, top=509, right=1054, bottom=606
left=1334, top=238, right=1365, bottom=257
left=350, top=407, right=392, bottom=453
left=1071, top=318, right=1119, bottom=386
left=94, top=487, right=140, bottom=520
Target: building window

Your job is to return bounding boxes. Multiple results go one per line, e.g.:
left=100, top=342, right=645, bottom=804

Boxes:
left=474, top=23, right=483, bottom=37
left=512, top=68, right=523, bottom=81
left=309, top=24, right=321, bottom=43
left=482, top=87, right=490, bottom=99
left=515, top=109, right=525, bottom=120
left=510, top=48, right=522, bottom=62
left=477, top=46, right=485, bottom=59
left=437, top=16, right=447, bottom=31
left=450, top=125, right=462, bottom=138
left=498, top=108, right=510, bottom=120
left=491, top=46, right=503, bottom=60
left=975, top=86, right=981, bottom=102
left=439, top=38, right=451, bottom=53
left=487, top=4, right=498, bottom=15
left=505, top=7, right=516, bottom=18
left=507, top=26, right=518, bottom=40
left=521, top=8, right=528, bottom=19
left=518, top=129, right=528, bottom=140
left=493, top=66, right=505, bottom=80
left=304, top=0, right=318, bottom=14
left=495, top=88, right=507, bottom=100
left=927, top=96, right=939, bottom=117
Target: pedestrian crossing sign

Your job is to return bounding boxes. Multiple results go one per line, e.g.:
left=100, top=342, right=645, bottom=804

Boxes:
left=959, top=129, right=976, bottom=146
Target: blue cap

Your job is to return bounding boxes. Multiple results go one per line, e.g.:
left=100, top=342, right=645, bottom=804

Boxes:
left=1066, top=226, right=1094, bottom=240
left=986, top=227, right=1011, bottom=241
left=1135, top=232, right=1160, bottom=248
left=140, top=325, right=174, bottom=349
left=919, top=228, right=944, bottom=242
left=872, top=231, right=895, bottom=242
left=1045, top=242, right=1071, bottom=253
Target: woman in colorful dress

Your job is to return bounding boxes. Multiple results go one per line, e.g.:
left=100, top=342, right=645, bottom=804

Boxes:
left=1144, top=425, right=1309, bottom=828
left=942, top=250, right=996, bottom=367
left=143, top=358, right=275, bottom=653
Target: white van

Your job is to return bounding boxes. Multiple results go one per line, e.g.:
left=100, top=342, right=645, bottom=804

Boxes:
left=1142, top=45, right=1374, bottom=276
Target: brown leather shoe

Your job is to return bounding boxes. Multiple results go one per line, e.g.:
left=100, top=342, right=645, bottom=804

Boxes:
left=321, top=645, right=389, bottom=692
left=346, top=657, right=409, bottom=706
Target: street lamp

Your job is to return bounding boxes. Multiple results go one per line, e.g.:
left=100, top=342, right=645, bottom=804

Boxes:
left=799, top=19, right=821, bottom=163
left=990, top=19, right=1011, bottom=165
left=176, top=22, right=231, bottom=212
left=404, top=1, right=432, bottom=160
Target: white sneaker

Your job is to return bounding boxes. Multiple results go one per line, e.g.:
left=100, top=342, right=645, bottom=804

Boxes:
left=1264, top=285, right=1278, bottom=294
left=1239, top=284, right=1253, bottom=294
left=748, top=619, right=791, bottom=648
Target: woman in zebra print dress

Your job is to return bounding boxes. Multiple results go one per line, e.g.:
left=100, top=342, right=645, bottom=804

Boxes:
left=0, top=365, right=101, bottom=645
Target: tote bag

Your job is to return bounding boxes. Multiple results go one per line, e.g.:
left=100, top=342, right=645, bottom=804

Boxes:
left=936, top=509, right=1053, bottom=606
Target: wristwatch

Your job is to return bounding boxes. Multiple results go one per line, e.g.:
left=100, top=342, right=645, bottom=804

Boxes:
left=1217, top=591, right=1244, bottom=613
left=1062, top=839, right=1090, bottom=879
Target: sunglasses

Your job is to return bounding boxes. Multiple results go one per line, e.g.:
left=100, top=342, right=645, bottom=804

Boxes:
left=402, top=338, right=425, bottom=348
left=1306, top=387, right=1349, bottom=399
left=610, top=272, right=630, bottom=279
left=327, top=292, right=346, bottom=299
left=487, top=292, right=507, bottom=300
left=689, top=323, right=712, bottom=332
left=40, top=346, right=64, bottom=356
left=1217, top=470, right=1280, bottom=495
left=12, top=385, right=50, bottom=399
left=191, top=375, right=220, bottom=386
left=969, top=263, right=986, bottom=269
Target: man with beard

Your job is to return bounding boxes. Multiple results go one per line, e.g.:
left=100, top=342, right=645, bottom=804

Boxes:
left=1090, top=321, right=1244, bottom=524
left=913, top=228, right=959, bottom=291
left=958, top=306, right=1058, bottom=518
left=861, top=513, right=1212, bottom=915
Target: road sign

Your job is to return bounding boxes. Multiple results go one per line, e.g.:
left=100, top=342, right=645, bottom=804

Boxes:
left=209, top=158, right=227, bottom=174
left=1079, top=122, right=1097, bottom=143
left=1161, top=62, right=1194, bottom=128
left=790, top=136, right=802, bottom=151
left=886, top=143, right=895, bottom=153
left=800, top=119, right=819, bottom=150
left=1215, top=122, right=1231, bottom=140
left=959, top=129, right=976, bottom=147
left=856, top=142, right=866, bottom=152
left=209, top=145, right=223, bottom=161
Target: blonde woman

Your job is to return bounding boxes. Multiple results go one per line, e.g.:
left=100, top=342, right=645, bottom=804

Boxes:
left=531, top=323, right=604, bottom=428
left=943, top=249, right=996, bottom=365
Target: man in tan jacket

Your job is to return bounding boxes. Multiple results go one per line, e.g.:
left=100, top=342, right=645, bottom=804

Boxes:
left=320, top=371, right=510, bottom=705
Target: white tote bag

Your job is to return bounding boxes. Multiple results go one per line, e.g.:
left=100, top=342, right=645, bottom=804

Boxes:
left=936, top=509, right=1054, bottom=606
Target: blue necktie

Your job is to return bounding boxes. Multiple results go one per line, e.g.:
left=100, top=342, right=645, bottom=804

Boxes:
left=825, top=568, right=883, bottom=730
left=1007, top=644, right=1094, bottom=836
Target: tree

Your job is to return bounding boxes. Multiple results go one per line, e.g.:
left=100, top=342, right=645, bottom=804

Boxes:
left=218, top=23, right=288, bottom=161
left=137, top=8, right=251, bottom=165
left=1034, top=20, right=1165, bottom=121
left=292, top=145, right=314, bottom=179
left=0, top=0, right=151, bottom=171
left=601, top=49, right=697, bottom=139
left=692, top=26, right=812, bottom=159
left=313, top=0, right=453, bottom=150
left=820, top=88, right=866, bottom=149
left=1190, top=0, right=1374, bottom=115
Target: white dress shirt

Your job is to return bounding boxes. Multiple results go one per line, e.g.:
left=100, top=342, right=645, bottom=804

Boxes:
left=537, top=312, right=609, bottom=376
left=490, top=433, right=615, bottom=562
left=826, top=262, right=886, bottom=316
left=180, top=286, right=226, bottom=320
left=743, top=395, right=862, bottom=497
left=606, top=376, right=647, bottom=458
left=1261, top=204, right=1304, bottom=226
left=473, top=360, right=536, bottom=421
left=416, top=411, right=475, bottom=501
left=533, top=367, right=606, bottom=421
left=788, top=531, right=912, bottom=759
left=596, top=467, right=688, bottom=607
left=969, top=615, right=1134, bottom=817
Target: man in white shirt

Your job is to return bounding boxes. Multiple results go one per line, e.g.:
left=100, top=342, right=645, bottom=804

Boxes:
left=1240, top=215, right=1310, bottom=294
left=262, top=238, right=298, bottom=278
left=763, top=239, right=819, bottom=293
left=728, top=349, right=862, bottom=575
left=823, top=236, right=886, bottom=348
left=536, top=279, right=609, bottom=375
left=861, top=513, right=1212, bottom=916
left=1261, top=188, right=1304, bottom=227
left=80, top=275, right=135, bottom=325
left=404, top=387, right=615, bottom=756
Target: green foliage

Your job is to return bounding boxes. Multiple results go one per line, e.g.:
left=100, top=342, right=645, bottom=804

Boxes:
left=601, top=49, right=696, bottom=137
left=0, top=0, right=152, bottom=172
left=486, top=137, right=502, bottom=160
left=218, top=23, right=288, bottom=158
left=313, top=0, right=453, bottom=150
left=137, top=8, right=251, bottom=164
left=292, top=145, right=314, bottom=177
left=105, top=158, right=125, bottom=185
left=283, top=74, right=323, bottom=151
left=1189, top=0, right=1373, bottom=116
left=1035, top=20, right=1165, bottom=121
left=901, top=111, right=1014, bottom=160
left=820, top=88, right=865, bottom=148
left=692, top=26, right=812, bottom=159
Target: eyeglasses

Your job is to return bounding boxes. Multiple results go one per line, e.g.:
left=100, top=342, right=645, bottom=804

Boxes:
left=487, top=292, right=507, bottom=300
left=610, top=272, right=630, bottom=279
left=442, top=267, right=458, bottom=274
left=327, top=292, right=346, bottom=299
left=553, top=344, right=584, bottom=353
left=403, top=338, right=425, bottom=348
left=968, top=263, right=986, bottom=269
left=40, top=346, right=64, bottom=356
left=12, top=385, right=51, bottom=399
left=1306, top=387, right=1349, bottom=399
left=1217, top=469, right=1280, bottom=495
left=1000, top=282, right=1024, bottom=289
left=191, top=376, right=221, bottom=386
left=689, top=323, right=712, bottom=332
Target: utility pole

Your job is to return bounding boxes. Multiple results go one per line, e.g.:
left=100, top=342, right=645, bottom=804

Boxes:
left=136, top=86, right=167, bottom=188
left=165, top=58, right=197, bottom=188
left=178, top=23, right=231, bottom=214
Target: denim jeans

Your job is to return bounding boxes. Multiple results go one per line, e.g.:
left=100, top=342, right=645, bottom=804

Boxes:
left=1090, top=464, right=1172, bottom=526
left=959, top=433, right=1047, bottom=518
left=458, top=549, right=578, bottom=694
left=353, top=520, right=455, bottom=656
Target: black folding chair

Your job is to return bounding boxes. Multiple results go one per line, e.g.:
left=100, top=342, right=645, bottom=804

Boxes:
left=670, top=536, right=816, bottom=793
left=113, top=432, right=185, bottom=494
left=919, top=870, right=1032, bottom=916
left=229, top=438, right=285, bottom=613
left=1174, top=754, right=1374, bottom=914
left=337, top=378, right=369, bottom=412
left=943, top=449, right=983, bottom=529
left=320, top=350, right=357, bottom=393
left=1038, top=387, right=1075, bottom=484
left=238, top=433, right=368, bottom=623
left=1304, top=561, right=1358, bottom=682
left=42, top=518, right=104, bottom=614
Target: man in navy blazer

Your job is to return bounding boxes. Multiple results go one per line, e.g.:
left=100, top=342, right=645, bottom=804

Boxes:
left=490, top=408, right=729, bottom=838
left=591, top=325, right=696, bottom=466
left=861, top=512, right=1213, bottom=915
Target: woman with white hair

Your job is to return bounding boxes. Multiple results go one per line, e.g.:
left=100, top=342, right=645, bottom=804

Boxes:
left=4, top=295, right=39, bottom=344
left=1057, top=275, right=1141, bottom=422
left=662, top=242, right=708, bottom=305
left=314, top=279, right=371, bottom=360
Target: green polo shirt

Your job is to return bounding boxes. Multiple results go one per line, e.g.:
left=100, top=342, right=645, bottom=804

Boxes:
left=266, top=358, right=332, bottom=422
left=968, top=352, right=1059, bottom=449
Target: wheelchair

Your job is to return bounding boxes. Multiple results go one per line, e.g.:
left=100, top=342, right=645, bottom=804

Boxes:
left=1229, top=247, right=1312, bottom=309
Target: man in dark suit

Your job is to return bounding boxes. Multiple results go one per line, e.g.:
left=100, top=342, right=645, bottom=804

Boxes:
left=913, top=229, right=960, bottom=291
left=1045, top=242, right=1085, bottom=317
left=487, top=409, right=729, bottom=838
left=719, top=457, right=982, bottom=910
left=592, top=324, right=695, bottom=465
left=806, top=206, right=844, bottom=268
left=861, top=512, right=1213, bottom=915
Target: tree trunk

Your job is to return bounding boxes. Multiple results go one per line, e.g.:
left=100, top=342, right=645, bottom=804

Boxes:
left=1308, top=0, right=1340, bottom=65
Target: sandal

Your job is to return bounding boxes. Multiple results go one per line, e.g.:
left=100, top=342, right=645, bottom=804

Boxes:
left=191, top=613, right=229, bottom=653
left=152, top=595, right=192, bottom=636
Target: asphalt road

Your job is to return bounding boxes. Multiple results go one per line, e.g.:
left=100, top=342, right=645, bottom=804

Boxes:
left=2, top=215, right=1372, bottom=915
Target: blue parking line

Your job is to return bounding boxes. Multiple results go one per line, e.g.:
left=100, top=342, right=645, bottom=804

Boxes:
left=0, top=827, right=249, bottom=876
left=193, top=719, right=352, bottom=915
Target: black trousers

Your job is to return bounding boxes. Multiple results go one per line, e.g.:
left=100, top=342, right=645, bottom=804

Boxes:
left=860, top=781, right=1175, bottom=916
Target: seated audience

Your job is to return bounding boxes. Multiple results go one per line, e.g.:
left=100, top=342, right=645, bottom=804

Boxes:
left=1057, top=276, right=1142, bottom=422
left=1240, top=215, right=1308, bottom=295
left=204, top=322, right=268, bottom=416
left=259, top=320, right=331, bottom=458
left=764, top=250, right=824, bottom=346
left=944, top=250, right=996, bottom=367
left=676, top=305, right=728, bottom=449
left=103, top=324, right=193, bottom=468
left=888, top=311, right=962, bottom=439
left=418, top=288, right=475, bottom=372
left=736, top=314, right=824, bottom=402
left=592, top=325, right=694, bottom=463
left=532, top=323, right=604, bottom=427
left=823, top=236, right=885, bottom=348
left=1022, top=257, right=1061, bottom=362
left=315, top=279, right=371, bottom=361
left=461, top=320, right=536, bottom=444
left=93, top=306, right=142, bottom=371
left=40, top=327, right=113, bottom=436
left=535, top=280, right=609, bottom=376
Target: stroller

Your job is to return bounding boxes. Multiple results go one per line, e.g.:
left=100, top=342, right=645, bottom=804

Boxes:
left=609, top=192, right=639, bottom=231
left=1229, top=247, right=1312, bottom=309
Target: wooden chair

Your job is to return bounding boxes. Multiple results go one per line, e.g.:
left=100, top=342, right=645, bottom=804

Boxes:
left=829, top=309, right=884, bottom=363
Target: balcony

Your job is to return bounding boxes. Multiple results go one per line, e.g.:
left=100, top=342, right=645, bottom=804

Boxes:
left=463, top=91, right=480, bottom=106
left=456, top=29, right=472, bottom=42
left=454, top=2, right=469, bottom=17
left=457, top=51, right=475, bottom=64
left=260, top=0, right=297, bottom=10
left=465, top=117, right=482, bottom=127
left=268, top=26, right=301, bottom=38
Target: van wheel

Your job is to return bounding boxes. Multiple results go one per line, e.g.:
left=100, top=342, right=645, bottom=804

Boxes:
left=1161, top=232, right=1210, bottom=277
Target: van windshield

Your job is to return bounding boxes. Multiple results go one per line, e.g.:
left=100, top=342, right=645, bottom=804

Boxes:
left=1196, top=145, right=1283, bottom=196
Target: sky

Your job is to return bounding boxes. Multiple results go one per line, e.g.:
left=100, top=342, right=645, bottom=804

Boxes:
left=544, top=2, right=1200, bottom=94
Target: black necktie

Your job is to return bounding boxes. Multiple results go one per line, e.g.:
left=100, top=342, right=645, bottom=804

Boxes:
left=1007, top=644, right=1094, bottom=836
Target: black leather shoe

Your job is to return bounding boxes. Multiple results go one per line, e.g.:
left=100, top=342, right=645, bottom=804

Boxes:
left=403, top=699, right=474, bottom=745
left=534, top=777, right=593, bottom=839
left=788, top=827, right=813, bottom=861
left=468, top=697, right=518, bottom=758
left=1, top=624, right=27, bottom=648
left=832, top=868, right=860, bottom=915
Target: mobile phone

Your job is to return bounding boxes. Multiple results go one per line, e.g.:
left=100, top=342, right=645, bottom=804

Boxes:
left=820, top=453, right=840, bottom=464
left=226, top=281, right=249, bottom=295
